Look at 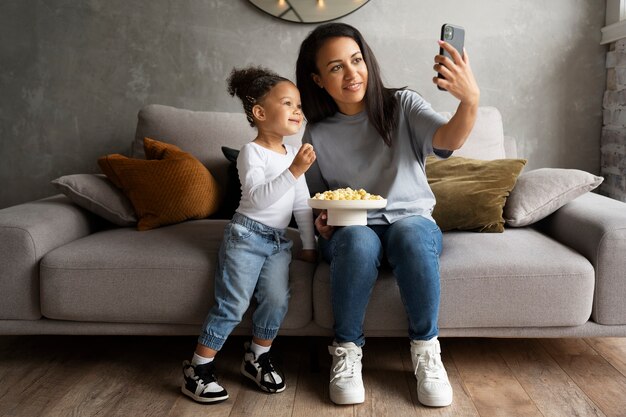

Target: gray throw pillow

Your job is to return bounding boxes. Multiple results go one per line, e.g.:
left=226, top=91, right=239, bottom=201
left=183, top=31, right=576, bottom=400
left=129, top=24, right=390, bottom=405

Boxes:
left=51, top=174, right=137, bottom=226
left=504, top=168, right=604, bottom=227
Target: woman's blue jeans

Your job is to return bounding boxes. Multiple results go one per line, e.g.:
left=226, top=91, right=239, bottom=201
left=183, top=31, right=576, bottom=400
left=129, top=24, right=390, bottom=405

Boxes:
left=319, top=215, right=443, bottom=347
left=198, top=213, right=292, bottom=351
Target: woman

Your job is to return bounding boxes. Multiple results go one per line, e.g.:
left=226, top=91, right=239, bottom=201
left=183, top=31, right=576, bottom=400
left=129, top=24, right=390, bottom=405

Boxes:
left=296, top=23, right=479, bottom=407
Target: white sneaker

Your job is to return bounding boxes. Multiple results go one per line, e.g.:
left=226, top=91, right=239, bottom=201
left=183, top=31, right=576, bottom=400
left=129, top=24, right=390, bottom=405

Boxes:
left=411, top=337, right=453, bottom=407
left=328, top=341, right=365, bottom=405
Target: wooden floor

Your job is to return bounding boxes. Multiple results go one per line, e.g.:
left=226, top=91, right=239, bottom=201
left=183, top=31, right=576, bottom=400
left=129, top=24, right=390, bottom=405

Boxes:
left=1, top=335, right=626, bottom=417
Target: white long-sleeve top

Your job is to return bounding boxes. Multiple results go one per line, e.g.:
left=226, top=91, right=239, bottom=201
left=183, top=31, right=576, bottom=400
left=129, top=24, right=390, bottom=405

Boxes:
left=236, top=142, right=315, bottom=250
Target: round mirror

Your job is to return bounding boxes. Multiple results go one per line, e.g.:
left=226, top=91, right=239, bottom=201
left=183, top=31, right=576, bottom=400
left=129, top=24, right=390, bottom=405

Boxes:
left=249, top=0, right=370, bottom=24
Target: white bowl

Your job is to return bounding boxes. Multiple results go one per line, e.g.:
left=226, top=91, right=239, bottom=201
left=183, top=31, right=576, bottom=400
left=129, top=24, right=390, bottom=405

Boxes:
left=308, top=198, right=387, bottom=226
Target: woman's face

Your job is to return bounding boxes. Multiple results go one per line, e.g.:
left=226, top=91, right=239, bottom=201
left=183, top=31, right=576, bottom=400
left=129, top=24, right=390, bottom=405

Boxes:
left=313, top=36, right=368, bottom=115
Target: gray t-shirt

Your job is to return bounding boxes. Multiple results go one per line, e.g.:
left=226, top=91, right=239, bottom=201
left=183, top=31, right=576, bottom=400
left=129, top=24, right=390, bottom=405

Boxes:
left=302, top=90, right=449, bottom=225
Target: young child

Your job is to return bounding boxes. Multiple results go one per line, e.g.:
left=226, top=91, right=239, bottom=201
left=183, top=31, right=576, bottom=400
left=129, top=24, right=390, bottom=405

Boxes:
left=181, top=66, right=317, bottom=404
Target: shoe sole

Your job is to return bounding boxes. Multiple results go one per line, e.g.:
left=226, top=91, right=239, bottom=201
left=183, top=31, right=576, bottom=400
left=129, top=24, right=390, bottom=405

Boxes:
left=240, top=362, right=286, bottom=393
left=329, top=389, right=365, bottom=405
left=418, top=392, right=453, bottom=407
left=181, top=386, right=229, bottom=404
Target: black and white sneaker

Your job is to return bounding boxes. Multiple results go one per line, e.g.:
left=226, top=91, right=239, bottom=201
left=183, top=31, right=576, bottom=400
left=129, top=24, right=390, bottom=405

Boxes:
left=240, top=342, right=286, bottom=393
left=181, top=360, right=229, bottom=404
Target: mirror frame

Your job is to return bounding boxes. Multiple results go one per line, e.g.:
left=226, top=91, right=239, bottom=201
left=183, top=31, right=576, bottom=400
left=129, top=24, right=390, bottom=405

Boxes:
left=248, top=0, right=371, bottom=24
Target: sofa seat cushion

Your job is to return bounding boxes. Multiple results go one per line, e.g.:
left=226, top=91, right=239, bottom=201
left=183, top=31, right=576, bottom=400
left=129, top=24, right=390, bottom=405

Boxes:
left=313, top=228, right=595, bottom=331
left=40, top=220, right=314, bottom=329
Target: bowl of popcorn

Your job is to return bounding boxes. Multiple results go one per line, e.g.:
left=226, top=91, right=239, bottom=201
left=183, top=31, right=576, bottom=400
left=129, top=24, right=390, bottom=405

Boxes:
left=308, top=188, right=387, bottom=226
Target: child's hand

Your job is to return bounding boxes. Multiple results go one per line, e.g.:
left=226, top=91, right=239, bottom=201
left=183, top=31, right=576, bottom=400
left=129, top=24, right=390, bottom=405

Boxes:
left=297, top=249, right=318, bottom=263
left=289, top=143, right=316, bottom=178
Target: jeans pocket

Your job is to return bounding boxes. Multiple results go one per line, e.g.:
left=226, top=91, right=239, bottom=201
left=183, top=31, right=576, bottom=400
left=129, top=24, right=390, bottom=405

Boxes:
left=227, top=222, right=253, bottom=242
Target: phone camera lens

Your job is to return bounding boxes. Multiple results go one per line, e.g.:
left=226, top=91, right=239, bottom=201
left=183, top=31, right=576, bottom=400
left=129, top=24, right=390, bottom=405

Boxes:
left=444, top=26, right=454, bottom=40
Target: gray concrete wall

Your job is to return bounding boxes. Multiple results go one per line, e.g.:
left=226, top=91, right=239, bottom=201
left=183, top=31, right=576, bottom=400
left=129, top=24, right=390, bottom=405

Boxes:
left=0, top=0, right=607, bottom=208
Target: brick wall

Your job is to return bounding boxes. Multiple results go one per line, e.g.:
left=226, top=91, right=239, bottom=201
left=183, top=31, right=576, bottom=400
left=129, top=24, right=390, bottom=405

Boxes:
left=602, top=39, right=626, bottom=202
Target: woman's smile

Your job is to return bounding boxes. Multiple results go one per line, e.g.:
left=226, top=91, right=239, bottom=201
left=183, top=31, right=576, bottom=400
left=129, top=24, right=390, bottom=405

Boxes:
left=344, top=82, right=363, bottom=92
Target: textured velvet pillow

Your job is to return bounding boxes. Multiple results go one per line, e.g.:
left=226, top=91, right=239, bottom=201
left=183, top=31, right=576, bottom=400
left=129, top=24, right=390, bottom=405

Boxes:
left=426, top=156, right=527, bottom=232
left=504, top=168, right=604, bottom=227
left=98, top=138, right=221, bottom=231
left=214, top=146, right=242, bottom=220
left=51, top=174, right=137, bottom=226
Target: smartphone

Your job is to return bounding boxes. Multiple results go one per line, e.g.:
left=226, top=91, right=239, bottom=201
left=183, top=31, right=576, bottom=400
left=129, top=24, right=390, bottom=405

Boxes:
left=437, top=23, right=465, bottom=91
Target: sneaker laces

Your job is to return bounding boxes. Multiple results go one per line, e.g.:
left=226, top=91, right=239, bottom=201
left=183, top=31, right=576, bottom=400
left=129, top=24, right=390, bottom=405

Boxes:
left=256, top=352, right=283, bottom=388
left=414, top=351, right=446, bottom=381
left=330, top=347, right=362, bottom=384
left=194, top=362, right=218, bottom=385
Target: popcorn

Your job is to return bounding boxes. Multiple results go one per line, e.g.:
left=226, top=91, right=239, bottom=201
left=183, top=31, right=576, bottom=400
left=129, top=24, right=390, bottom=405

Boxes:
left=312, top=187, right=383, bottom=201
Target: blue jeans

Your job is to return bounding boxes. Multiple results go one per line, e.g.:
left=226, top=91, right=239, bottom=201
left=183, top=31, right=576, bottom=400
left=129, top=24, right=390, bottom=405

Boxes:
left=319, top=215, right=443, bottom=347
left=198, top=213, right=293, bottom=351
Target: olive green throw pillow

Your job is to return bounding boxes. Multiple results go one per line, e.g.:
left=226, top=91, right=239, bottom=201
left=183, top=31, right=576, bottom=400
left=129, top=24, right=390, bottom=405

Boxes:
left=426, top=156, right=527, bottom=232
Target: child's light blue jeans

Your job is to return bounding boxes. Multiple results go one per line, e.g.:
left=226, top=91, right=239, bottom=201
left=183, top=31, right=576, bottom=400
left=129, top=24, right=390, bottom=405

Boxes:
left=319, top=215, right=443, bottom=347
left=198, top=213, right=293, bottom=351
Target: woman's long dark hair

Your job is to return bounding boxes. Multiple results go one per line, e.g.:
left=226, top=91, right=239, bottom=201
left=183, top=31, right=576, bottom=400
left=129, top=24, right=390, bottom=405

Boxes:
left=296, top=23, right=404, bottom=146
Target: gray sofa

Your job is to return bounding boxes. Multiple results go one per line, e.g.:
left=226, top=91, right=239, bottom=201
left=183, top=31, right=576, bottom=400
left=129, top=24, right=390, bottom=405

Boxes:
left=2, top=104, right=626, bottom=338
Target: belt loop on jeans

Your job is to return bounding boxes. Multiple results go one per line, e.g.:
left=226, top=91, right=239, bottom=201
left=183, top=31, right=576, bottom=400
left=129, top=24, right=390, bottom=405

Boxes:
left=274, top=231, right=281, bottom=249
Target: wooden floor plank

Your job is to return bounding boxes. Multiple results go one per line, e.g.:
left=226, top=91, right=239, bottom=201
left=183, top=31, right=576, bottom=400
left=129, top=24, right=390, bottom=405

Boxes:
left=357, top=338, right=417, bottom=417
left=449, top=338, right=543, bottom=417
left=0, top=336, right=99, bottom=417
left=495, top=338, right=605, bottom=417
left=541, top=338, right=626, bottom=417
left=584, top=337, right=626, bottom=378
left=105, top=337, right=191, bottom=417
left=42, top=359, right=133, bottom=417
left=290, top=336, right=353, bottom=417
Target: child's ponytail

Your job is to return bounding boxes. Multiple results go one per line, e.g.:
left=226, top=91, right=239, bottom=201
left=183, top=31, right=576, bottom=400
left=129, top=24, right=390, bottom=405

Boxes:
left=227, top=66, right=289, bottom=127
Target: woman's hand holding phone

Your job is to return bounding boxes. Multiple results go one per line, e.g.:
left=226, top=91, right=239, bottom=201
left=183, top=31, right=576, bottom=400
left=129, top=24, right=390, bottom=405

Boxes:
left=434, top=25, right=480, bottom=106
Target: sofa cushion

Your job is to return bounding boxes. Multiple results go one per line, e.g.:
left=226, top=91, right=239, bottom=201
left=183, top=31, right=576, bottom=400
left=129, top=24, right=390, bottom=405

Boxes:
left=313, top=228, right=594, bottom=331
left=440, top=107, right=506, bottom=160
left=504, top=168, right=604, bottom=227
left=39, top=220, right=313, bottom=329
left=426, top=156, right=527, bottom=232
left=51, top=174, right=137, bottom=226
left=98, top=138, right=221, bottom=231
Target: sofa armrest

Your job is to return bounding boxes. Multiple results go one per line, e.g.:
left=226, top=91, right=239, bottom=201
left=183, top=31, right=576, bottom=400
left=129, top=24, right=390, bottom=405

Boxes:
left=0, top=195, right=101, bottom=320
left=539, top=192, right=626, bottom=325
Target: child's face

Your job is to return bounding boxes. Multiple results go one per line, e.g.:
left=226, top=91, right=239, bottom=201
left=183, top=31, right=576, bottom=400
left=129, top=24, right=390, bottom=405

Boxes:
left=256, top=81, right=303, bottom=136
left=312, top=36, right=368, bottom=116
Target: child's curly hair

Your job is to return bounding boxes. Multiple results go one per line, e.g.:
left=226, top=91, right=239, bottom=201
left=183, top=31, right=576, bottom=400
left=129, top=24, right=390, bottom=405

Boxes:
left=227, top=66, right=290, bottom=127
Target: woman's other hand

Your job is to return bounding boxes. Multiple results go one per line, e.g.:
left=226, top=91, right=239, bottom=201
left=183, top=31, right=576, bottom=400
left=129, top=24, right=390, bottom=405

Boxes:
left=315, top=210, right=334, bottom=240
left=433, top=41, right=480, bottom=106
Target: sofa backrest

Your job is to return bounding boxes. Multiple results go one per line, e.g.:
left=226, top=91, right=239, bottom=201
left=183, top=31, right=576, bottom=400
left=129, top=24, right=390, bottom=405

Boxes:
left=133, top=104, right=512, bottom=191
left=440, top=106, right=508, bottom=160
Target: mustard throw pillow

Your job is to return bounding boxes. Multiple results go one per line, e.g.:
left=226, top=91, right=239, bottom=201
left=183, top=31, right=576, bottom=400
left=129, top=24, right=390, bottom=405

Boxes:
left=426, top=156, right=527, bottom=232
left=98, top=138, right=221, bottom=231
